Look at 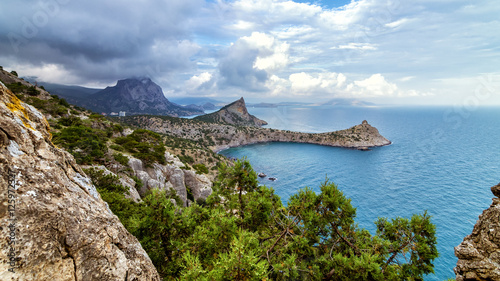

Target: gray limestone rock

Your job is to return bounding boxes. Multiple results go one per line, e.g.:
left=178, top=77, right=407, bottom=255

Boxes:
left=184, top=170, right=213, bottom=202
left=0, top=83, right=159, bottom=280
left=455, top=196, right=500, bottom=280
left=170, top=168, right=187, bottom=207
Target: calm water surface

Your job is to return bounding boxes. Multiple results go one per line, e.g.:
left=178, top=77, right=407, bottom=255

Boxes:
left=220, top=105, right=500, bottom=280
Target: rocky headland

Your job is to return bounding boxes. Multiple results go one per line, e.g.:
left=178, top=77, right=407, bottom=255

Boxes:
left=0, top=81, right=160, bottom=280
left=455, top=183, right=500, bottom=280
left=122, top=113, right=391, bottom=152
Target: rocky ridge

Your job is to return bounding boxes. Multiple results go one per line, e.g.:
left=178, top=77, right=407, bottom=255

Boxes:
left=195, top=97, right=268, bottom=127
left=0, top=82, right=160, bottom=280
left=455, top=183, right=500, bottom=280
left=121, top=115, right=391, bottom=152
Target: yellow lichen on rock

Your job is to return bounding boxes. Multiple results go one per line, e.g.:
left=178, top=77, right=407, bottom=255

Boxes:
left=4, top=89, right=34, bottom=130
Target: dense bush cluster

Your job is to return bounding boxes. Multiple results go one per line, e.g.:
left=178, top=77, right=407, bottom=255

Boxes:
left=113, top=129, right=166, bottom=166
left=53, top=125, right=109, bottom=164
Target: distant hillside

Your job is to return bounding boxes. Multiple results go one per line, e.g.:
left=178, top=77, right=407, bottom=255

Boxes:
left=34, top=82, right=101, bottom=98
left=195, top=97, right=268, bottom=127
left=169, top=97, right=225, bottom=110
left=318, top=98, right=375, bottom=107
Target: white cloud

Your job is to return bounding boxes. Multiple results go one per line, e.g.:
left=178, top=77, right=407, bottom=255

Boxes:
left=186, top=72, right=213, bottom=90
left=353, top=74, right=398, bottom=96
left=385, top=18, right=410, bottom=28
left=2, top=0, right=499, bottom=104
left=332, top=43, right=378, bottom=50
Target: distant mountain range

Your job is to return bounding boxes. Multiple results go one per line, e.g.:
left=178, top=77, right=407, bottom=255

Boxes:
left=247, top=98, right=375, bottom=108
left=317, top=98, right=375, bottom=107
left=38, top=78, right=204, bottom=117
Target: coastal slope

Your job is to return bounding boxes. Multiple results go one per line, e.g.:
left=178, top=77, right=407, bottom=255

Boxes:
left=0, top=82, right=160, bottom=280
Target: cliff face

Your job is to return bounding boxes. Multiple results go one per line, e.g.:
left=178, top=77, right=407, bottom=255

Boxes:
left=0, top=82, right=159, bottom=280
left=84, top=78, right=203, bottom=116
left=455, top=183, right=500, bottom=280
left=195, top=97, right=268, bottom=127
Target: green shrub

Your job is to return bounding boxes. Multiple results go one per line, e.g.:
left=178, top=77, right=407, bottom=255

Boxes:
left=27, top=86, right=39, bottom=96
left=192, top=163, right=208, bottom=174
left=52, top=125, right=109, bottom=164
left=113, top=152, right=129, bottom=166
left=113, top=129, right=166, bottom=166
left=10, top=70, right=18, bottom=77
left=6, top=82, right=27, bottom=93
left=110, top=144, right=124, bottom=151
left=58, top=116, right=82, bottom=127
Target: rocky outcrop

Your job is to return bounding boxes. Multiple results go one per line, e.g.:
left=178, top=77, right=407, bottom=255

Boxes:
left=127, top=152, right=212, bottom=207
left=122, top=115, right=391, bottom=152
left=0, top=82, right=160, bottom=280
left=455, top=183, right=500, bottom=280
left=83, top=77, right=203, bottom=116
left=195, top=97, right=268, bottom=127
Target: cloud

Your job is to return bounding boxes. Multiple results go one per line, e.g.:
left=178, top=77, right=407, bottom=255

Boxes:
left=218, top=32, right=289, bottom=91
left=186, top=72, right=214, bottom=91
left=0, top=0, right=499, bottom=104
left=0, top=0, right=204, bottom=85
left=353, top=74, right=398, bottom=96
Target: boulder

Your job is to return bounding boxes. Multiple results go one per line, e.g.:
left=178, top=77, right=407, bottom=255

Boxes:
left=184, top=170, right=213, bottom=202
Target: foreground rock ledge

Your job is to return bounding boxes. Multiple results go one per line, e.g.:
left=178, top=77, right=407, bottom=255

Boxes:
left=0, top=82, right=160, bottom=280
left=454, top=183, right=500, bottom=280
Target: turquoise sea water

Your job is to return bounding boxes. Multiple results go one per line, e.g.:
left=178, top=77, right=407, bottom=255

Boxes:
left=219, top=105, right=500, bottom=280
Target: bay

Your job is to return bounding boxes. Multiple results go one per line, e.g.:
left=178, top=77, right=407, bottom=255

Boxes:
left=219, top=105, right=500, bottom=280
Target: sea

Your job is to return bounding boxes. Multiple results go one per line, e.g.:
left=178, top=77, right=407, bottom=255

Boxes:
left=219, top=105, right=500, bottom=280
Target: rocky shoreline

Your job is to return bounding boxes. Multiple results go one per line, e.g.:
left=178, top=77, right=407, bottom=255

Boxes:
left=120, top=116, right=391, bottom=153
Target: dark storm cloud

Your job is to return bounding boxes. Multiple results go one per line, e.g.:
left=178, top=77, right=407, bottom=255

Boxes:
left=0, top=0, right=203, bottom=84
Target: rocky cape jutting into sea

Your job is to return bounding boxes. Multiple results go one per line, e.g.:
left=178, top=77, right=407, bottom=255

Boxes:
left=119, top=97, right=392, bottom=152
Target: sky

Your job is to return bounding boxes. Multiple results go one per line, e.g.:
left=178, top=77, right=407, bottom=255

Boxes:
left=1, top=0, right=499, bottom=105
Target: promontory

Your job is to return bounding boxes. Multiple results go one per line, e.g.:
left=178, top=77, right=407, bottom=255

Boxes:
left=119, top=97, right=391, bottom=152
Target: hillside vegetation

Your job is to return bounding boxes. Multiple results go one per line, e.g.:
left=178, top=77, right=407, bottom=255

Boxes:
left=1, top=69, right=436, bottom=280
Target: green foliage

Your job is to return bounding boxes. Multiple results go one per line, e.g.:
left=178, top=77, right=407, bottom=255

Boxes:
left=192, top=163, right=208, bottom=174
left=58, top=116, right=83, bottom=127
left=6, top=82, right=27, bottom=94
left=113, top=152, right=129, bottom=166
left=96, top=159, right=438, bottom=281
left=52, top=125, right=109, bottom=164
left=178, top=154, right=194, bottom=165
left=10, top=70, right=18, bottom=77
left=113, top=129, right=166, bottom=166
left=84, top=167, right=144, bottom=231
left=22, top=96, right=68, bottom=117
left=27, top=86, right=40, bottom=96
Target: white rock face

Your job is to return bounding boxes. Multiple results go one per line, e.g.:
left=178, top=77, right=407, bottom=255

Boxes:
left=126, top=153, right=213, bottom=206
left=0, top=83, right=160, bottom=280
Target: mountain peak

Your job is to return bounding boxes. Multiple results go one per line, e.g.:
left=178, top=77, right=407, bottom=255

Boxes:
left=195, top=97, right=267, bottom=127
left=85, top=78, right=203, bottom=117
